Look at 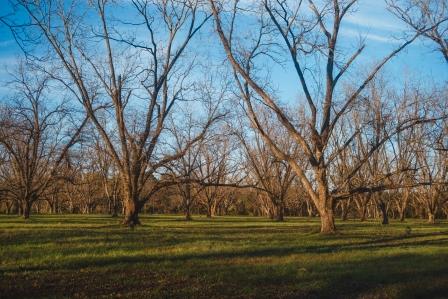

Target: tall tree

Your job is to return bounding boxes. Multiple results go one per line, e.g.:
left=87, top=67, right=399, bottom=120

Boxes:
left=5, top=0, right=218, bottom=226
left=209, top=0, right=432, bottom=232
left=0, top=62, right=87, bottom=219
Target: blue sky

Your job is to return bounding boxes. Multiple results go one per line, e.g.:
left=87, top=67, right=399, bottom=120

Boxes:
left=0, top=0, right=446, bottom=100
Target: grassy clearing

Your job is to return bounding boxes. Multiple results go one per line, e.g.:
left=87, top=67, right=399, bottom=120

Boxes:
left=0, top=215, right=447, bottom=299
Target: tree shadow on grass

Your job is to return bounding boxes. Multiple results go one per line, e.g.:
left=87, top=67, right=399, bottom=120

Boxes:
left=3, top=230, right=447, bottom=271
left=2, top=250, right=447, bottom=298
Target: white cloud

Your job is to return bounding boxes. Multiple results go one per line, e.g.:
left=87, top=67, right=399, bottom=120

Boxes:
left=342, top=28, right=402, bottom=44
left=344, top=14, right=406, bottom=33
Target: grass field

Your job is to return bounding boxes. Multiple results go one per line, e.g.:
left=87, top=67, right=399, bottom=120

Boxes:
left=0, top=215, right=447, bottom=299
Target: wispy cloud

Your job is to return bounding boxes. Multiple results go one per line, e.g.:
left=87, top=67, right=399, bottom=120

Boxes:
left=344, top=14, right=406, bottom=33
left=341, top=28, right=403, bottom=44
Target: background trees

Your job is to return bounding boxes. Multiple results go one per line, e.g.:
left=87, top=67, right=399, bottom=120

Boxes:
left=0, top=63, right=86, bottom=218
left=0, top=0, right=446, bottom=232
left=388, top=0, right=448, bottom=63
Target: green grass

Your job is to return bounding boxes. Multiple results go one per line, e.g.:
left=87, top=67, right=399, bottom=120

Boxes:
left=0, top=215, right=447, bottom=299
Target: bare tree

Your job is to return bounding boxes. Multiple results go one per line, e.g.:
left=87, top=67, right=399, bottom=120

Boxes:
left=4, top=0, right=220, bottom=226
left=240, top=126, right=297, bottom=221
left=388, top=0, right=448, bottom=63
left=195, top=133, right=238, bottom=218
left=414, top=132, right=448, bottom=223
left=209, top=0, right=435, bottom=232
left=0, top=62, right=87, bottom=219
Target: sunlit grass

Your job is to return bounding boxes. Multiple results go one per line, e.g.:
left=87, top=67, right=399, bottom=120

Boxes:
left=0, top=215, right=447, bottom=298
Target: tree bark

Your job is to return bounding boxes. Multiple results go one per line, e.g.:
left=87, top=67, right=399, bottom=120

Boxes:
left=206, top=205, right=212, bottom=218
left=378, top=201, right=389, bottom=225
left=185, top=206, right=192, bottom=221
left=316, top=169, right=336, bottom=233
left=399, top=208, right=406, bottom=222
left=340, top=200, right=349, bottom=221
left=320, top=209, right=336, bottom=233
left=123, top=196, right=140, bottom=227
left=428, top=212, right=435, bottom=224
left=359, top=205, right=367, bottom=221
left=275, top=202, right=284, bottom=222
left=399, top=190, right=409, bottom=222
left=22, top=201, right=31, bottom=219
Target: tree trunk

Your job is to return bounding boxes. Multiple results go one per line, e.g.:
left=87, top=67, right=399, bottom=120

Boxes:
left=378, top=201, right=388, bottom=225
left=123, top=197, right=140, bottom=227
left=112, top=202, right=119, bottom=217
left=206, top=204, right=212, bottom=218
left=306, top=200, right=314, bottom=217
left=320, top=209, right=336, bottom=233
left=341, top=200, right=349, bottom=221
left=399, top=190, right=409, bottom=222
left=185, top=205, right=192, bottom=221
left=184, top=183, right=193, bottom=221
left=275, top=202, right=284, bottom=222
left=428, top=212, right=435, bottom=224
left=359, top=205, right=367, bottom=221
left=17, top=202, right=23, bottom=216
left=6, top=201, right=12, bottom=214
left=399, top=208, right=405, bottom=222
left=22, top=201, right=31, bottom=219
left=315, top=169, right=336, bottom=233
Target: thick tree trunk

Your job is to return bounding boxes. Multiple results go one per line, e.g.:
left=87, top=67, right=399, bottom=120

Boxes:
left=123, top=197, right=140, bottom=227
left=6, top=201, right=13, bottom=214
left=275, top=202, right=284, bottom=222
left=22, top=201, right=31, bottom=219
left=340, top=200, right=349, bottom=221
left=306, top=201, right=314, bottom=217
left=359, top=205, right=367, bottom=221
left=17, top=203, right=23, bottom=216
left=399, top=190, right=409, bottom=222
left=399, top=208, right=405, bottom=222
left=112, top=204, right=119, bottom=217
left=185, top=206, right=192, bottom=221
left=184, top=183, right=193, bottom=221
left=206, top=205, right=212, bottom=218
left=378, top=201, right=388, bottom=225
left=427, top=212, right=435, bottom=224
left=315, top=169, right=336, bottom=233
left=320, top=209, right=336, bottom=233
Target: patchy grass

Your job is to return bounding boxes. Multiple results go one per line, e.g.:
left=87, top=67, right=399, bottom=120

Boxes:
left=0, top=215, right=447, bottom=298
